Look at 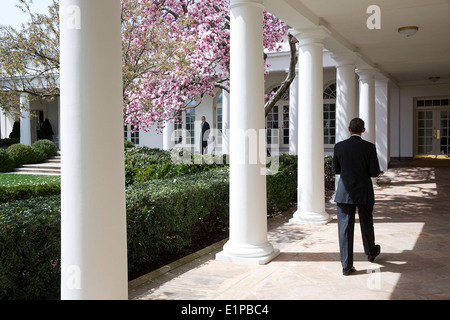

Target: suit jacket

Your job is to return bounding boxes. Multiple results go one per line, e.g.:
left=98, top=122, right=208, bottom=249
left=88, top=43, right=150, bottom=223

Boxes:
left=332, top=135, right=381, bottom=205
left=201, top=121, right=210, bottom=141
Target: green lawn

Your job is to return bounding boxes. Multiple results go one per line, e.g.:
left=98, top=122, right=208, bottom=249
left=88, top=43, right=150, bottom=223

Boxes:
left=0, top=173, right=61, bottom=187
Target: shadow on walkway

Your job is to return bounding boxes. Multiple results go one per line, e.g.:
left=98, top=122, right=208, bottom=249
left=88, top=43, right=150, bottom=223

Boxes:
left=128, top=165, right=450, bottom=300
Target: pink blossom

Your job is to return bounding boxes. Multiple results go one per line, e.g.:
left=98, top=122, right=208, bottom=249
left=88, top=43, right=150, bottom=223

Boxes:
left=121, top=0, right=287, bottom=132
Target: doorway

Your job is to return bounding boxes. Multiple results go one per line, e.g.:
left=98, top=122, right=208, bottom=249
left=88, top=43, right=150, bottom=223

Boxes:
left=415, top=97, right=450, bottom=158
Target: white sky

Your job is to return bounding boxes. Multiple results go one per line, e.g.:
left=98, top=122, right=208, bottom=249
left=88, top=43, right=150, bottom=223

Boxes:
left=0, top=0, right=54, bottom=28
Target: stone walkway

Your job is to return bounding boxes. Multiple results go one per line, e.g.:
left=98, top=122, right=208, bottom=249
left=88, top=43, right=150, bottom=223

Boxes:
left=128, top=164, right=450, bottom=300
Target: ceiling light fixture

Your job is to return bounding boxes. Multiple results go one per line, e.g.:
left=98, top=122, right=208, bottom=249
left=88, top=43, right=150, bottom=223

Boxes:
left=398, top=26, right=419, bottom=37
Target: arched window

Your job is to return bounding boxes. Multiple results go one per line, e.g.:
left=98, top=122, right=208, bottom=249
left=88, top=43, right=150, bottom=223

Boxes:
left=323, top=83, right=336, bottom=145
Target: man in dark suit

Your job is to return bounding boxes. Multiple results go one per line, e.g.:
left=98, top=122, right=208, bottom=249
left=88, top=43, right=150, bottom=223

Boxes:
left=201, top=116, right=210, bottom=155
left=332, top=118, right=381, bottom=275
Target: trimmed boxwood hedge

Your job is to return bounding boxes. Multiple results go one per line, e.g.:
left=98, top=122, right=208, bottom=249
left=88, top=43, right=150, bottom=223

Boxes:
left=6, top=144, right=37, bottom=166
left=267, top=153, right=297, bottom=211
left=0, top=169, right=230, bottom=300
left=0, top=182, right=61, bottom=204
left=126, top=168, right=230, bottom=277
left=0, top=196, right=61, bottom=300
left=0, top=150, right=15, bottom=173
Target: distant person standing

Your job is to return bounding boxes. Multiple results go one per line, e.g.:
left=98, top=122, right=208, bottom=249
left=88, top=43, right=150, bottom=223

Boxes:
left=332, top=118, right=381, bottom=275
left=201, top=116, right=210, bottom=155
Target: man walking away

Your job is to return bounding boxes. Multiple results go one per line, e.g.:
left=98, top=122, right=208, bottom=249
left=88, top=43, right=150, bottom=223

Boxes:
left=332, top=118, right=381, bottom=275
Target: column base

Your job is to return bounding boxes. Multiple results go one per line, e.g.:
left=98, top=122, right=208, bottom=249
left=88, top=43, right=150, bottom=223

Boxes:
left=216, top=241, right=280, bottom=265
left=289, top=210, right=332, bottom=225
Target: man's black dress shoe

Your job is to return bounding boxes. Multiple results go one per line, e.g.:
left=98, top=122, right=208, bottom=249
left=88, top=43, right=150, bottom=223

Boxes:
left=368, top=244, right=381, bottom=262
left=343, top=266, right=356, bottom=276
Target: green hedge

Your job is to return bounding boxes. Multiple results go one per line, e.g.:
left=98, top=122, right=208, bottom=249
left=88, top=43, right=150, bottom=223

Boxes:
left=6, top=144, right=37, bottom=166
left=124, top=147, right=173, bottom=185
left=31, top=139, right=58, bottom=159
left=0, top=182, right=61, bottom=204
left=126, top=168, right=230, bottom=276
left=267, top=154, right=297, bottom=211
left=0, top=196, right=61, bottom=300
left=0, top=150, right=15, bottom=173
left=0, top=169, right=230, bottom=300
left=124, top=146, right=226, bottom=185
left=1, top=140, right=58, bottom=172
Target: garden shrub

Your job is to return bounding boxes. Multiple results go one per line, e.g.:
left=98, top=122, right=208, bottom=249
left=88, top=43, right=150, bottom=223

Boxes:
left=134, top=161, right=219, bottom=183
left=32, top=139, right=58, bottom=159
left=124, top=140, right=135, bottom=149
left=0, top=196, right=61, bottom=300
left=126, top=168, right=229, bottom=276
left=126, top=147, right=225, bottom=185
left=0, top=169, right=230, bottom=299
left=124, top=147, right=172, bottom=185
left=0, top=182, right=61, bottom=204
left=0, top=150, right=15, bottom=173
left=324, top=155, right=334, bottom=189
left=267, top=154, right=297, bottom=211
left=6, top=143, right=39, bottom=166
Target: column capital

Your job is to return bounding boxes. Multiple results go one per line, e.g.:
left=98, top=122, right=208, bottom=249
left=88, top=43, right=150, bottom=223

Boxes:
left=331, top=52, right=357, bottom=67
left=290, top=26, right=330, bottom=46
left=356, top=68, right=377, bottom=81
left=229, top=0, right=264, bottom=10
left=375, top=77, right=390, bottom=87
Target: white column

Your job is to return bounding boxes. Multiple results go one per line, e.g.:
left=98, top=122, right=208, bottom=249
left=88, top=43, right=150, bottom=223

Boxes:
left=357, top=68, right=377, bottom=186
left=290, top=28, right=332, bottom=225
left=289, top=72, right=299, bottom=155
left=330, top=53, right=357, bottom=202
left=163, top=121, right=175, bottom=150
left=333, top=54, right=357, bottom=143
left=60, top=0, right=127, bottom=300
left=20, top=93, right=32, bottom=146
left=375, top=78, right=389, bottom=171
left=222, top=89, right=230, bottom=155
left=216, top=0, right=279, bottom=264
left=357, top=68, right=376, bottom=144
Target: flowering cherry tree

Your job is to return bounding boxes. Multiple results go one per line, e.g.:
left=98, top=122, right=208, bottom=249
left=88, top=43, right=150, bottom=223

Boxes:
left=1, top=0, right=295, bottom=132
left=122, top=0, right=294, bottom=132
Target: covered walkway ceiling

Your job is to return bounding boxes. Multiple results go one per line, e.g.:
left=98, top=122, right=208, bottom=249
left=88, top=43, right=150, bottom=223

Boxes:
left=264, top=0, right=450, bottom=83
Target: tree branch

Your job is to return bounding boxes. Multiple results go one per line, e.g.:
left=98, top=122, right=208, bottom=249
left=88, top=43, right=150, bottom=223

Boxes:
left=264, top=33, right=298, bottom=117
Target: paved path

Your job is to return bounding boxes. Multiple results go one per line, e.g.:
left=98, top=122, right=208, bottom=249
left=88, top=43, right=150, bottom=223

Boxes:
left=128, top=165, right=450, bottom=300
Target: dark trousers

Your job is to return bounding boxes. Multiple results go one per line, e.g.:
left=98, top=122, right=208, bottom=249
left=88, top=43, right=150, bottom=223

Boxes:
left=201, top=141, right=208, bottom=154
left=337, top=203, right=376, bottom=270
